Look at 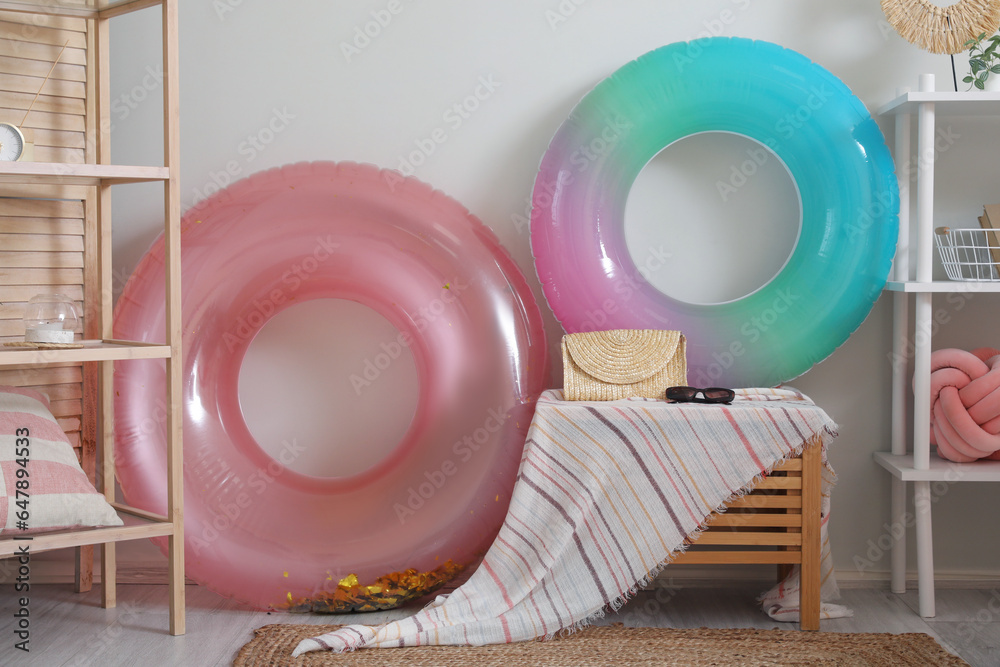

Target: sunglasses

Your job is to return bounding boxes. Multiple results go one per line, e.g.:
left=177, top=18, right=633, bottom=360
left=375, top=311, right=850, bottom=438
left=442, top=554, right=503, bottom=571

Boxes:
left=666, top=386, right=736, bottom=404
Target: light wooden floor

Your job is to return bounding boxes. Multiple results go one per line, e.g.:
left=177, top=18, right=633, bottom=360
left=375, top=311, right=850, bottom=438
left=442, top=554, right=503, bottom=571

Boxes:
left=2, top=582, right=997, bottom=666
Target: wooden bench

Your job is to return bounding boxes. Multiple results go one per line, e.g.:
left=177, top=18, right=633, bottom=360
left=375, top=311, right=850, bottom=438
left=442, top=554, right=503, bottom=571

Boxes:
left=670, top=437, right=823, bottom=631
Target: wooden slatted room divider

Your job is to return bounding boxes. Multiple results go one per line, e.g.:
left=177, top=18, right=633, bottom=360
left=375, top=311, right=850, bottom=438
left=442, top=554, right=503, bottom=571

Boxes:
left=0, top=8, right=98, bottom=590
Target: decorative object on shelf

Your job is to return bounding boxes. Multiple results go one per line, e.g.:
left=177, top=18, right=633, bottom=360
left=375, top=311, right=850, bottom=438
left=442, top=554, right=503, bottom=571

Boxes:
left=0, top=38, right=69, bottom=162
left=0, top=386, right=122, bottom=535
left=562, top=329, right=686, bottom=401
left=963, top=31, right=1000, bottom=89
left=880, top=0, right=1000, bottom=54
left=21, top=293, right=80, bottom=344
left=531, top=38, right=898, bottom=388
left=977, top=204, right=1000, bottom=266
left=934, top=226, right=1000, bottom=280
left=113, top=161, right=548, bottom=611
left=0, top=122, right=25, bottom=162
left=926, top=347, right=1000, bottom=462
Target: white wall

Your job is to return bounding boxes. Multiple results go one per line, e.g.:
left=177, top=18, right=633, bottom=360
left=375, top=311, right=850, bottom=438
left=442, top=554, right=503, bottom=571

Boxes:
left=100, top=0, right=1000, bottom=582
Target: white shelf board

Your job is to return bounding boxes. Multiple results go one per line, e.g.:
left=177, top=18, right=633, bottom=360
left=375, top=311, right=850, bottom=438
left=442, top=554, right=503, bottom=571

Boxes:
left=885, top=280, right=1000, bottom=293
left=874, top=452, right=1000, bottom=482
left=0, top=339, right=171, bottom=366
left=878, top=91, right=1000, bottom=117
left=0, top=162, right=168, bottom=186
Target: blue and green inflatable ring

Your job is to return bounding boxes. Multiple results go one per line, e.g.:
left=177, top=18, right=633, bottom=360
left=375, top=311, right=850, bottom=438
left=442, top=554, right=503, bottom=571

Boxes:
left=531, top=37, right=898, bottom=388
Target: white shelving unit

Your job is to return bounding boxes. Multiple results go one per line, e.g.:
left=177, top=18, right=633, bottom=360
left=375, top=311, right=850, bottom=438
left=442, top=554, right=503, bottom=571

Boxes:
left=876, top=74, right=1000, bottom=619
left=0, top=0, right=183, bottom=635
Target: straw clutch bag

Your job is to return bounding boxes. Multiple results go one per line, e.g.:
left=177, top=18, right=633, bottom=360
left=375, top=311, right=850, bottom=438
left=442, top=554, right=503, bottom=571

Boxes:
left=562, top=329, right=687, bottom=401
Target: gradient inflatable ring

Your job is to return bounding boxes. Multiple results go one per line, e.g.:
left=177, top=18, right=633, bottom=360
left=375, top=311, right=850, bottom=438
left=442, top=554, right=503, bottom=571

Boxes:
left=113, top=161, right=548, bottom=610
left=531, top=37, right=898, bottom=387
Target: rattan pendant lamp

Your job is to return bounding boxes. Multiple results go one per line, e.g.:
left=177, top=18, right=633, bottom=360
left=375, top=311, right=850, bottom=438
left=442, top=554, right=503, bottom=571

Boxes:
left=881, top=0, right=1000, bottom=54
left=881, top=0, right=1000, bottom=89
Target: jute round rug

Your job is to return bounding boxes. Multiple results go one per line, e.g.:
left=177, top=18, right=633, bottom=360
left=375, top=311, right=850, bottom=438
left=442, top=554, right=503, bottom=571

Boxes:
left=232, top=623, right=969, bottom=666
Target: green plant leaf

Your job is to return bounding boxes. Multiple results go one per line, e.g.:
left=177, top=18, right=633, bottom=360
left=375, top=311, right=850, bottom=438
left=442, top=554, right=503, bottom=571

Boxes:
left=972, top=58, right=987, bottom=73
left=964, top=75, right=975, bottom=82
left=991, top=64, right=1000, bottom=74
left=976, top=77, right=986, bottom=90
left=979, top=32, right=988, bottom=41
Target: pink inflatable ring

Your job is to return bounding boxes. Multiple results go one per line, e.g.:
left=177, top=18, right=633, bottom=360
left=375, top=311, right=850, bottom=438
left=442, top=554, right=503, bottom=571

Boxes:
left=113, top=161, right=548, bottom=610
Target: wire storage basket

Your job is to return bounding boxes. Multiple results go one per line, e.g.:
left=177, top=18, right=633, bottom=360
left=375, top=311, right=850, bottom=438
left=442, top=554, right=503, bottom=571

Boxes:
left=934, top=227, right=1000, bottom=281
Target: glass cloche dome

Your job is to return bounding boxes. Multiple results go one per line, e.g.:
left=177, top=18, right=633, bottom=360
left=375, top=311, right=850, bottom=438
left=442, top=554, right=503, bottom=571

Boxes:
left=23, top=293, right=80, bottom=344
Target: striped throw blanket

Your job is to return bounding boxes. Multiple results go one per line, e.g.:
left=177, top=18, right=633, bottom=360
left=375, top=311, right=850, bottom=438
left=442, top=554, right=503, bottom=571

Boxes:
left=294, top=387, right=843, bottom=657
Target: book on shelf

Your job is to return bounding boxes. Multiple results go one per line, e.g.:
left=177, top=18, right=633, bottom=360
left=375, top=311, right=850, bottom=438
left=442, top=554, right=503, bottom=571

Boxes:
left=984, top=204, right=1000, bottom=226
left=978, top=204, right=1000, bottom=267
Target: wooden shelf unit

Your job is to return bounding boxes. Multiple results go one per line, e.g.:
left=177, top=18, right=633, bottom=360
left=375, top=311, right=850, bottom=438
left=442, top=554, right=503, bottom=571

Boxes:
left=875, top=76, right=1000, bottom=620
left=0, top=0, right=183, bottom=635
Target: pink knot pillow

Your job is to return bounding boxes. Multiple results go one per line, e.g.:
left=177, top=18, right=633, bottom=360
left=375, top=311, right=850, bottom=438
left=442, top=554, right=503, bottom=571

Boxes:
left=927, top=347, right=1000, bottom=462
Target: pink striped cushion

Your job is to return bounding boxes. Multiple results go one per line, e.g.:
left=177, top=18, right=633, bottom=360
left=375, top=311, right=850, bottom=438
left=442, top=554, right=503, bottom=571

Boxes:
left=1, top=385, right=122, bottom=535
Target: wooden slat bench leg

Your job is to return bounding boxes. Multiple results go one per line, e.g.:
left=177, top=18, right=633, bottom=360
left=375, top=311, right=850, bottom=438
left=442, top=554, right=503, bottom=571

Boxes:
left=800, top=441, right=822, bottom=631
